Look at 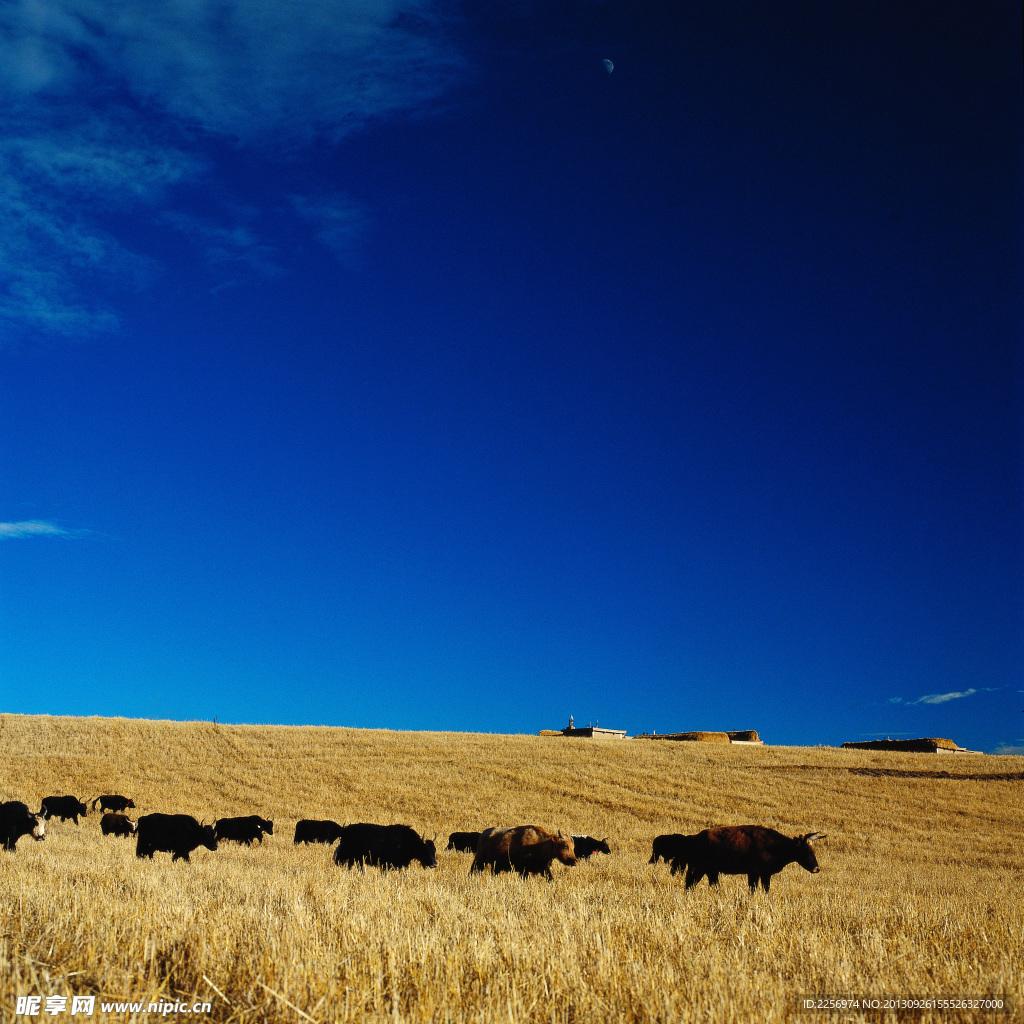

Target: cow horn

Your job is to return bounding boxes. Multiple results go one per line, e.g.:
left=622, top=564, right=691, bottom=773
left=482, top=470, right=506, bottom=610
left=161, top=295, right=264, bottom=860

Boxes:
left=806, top=832, right=827, bottom=842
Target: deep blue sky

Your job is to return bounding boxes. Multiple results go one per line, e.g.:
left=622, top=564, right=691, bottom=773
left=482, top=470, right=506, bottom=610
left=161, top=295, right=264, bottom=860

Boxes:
left=1, top=1, right=1021, bottom=752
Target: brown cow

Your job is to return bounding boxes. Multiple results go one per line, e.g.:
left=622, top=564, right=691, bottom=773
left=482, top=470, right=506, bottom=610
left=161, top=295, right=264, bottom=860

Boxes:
left=101, top=813, right=137, bottom=838
left=470, top=825, right=577, bottom=880
left=674, top=825, right=826, bottom=893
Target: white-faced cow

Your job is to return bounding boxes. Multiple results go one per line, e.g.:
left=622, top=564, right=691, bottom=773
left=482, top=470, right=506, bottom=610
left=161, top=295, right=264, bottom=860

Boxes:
left=333, top=823, right=437, bottom=871
left=293, top=819, right=345, bottom=845
left=571, top=834, right=611, bottom=860
left=446, top=831, right=482, bottom=853
left=101, top=813, right=138, bottom=838
left=470, top=825, right=577, bottom=880
left=214, top=815, right=273, bottom=845
left=92, top=794, right=136, bottom=813
left=135, top=813, right=218, bottom=863
left=40, top=795, right=88, bottom=824
left=1, top=801, right=47, bottom=851
left=674, top=825, right=826, bottom=893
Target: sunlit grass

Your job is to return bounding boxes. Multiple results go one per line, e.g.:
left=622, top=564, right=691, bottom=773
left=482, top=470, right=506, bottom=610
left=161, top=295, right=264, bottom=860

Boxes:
left=0, top=713, right=1020, bottom=1022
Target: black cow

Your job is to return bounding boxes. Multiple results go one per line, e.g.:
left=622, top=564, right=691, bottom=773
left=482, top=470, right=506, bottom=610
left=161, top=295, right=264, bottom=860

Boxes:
left=214, top=815, right=273, bottom=845
left=650, top=833, right=693, bottom=866
left=446, top=830, right=482, bottom=853
left=673, top=825, right=827, bottom=893
left=294, top=819, right=345, bottom=845
left=571, top=834, right=611, bottom=860
left=135, top=813, right=218, bottom=862
left=92, top=794, right=136, bottom=813
left=333, top=823, right=437, bottom=871
left=1, top=801, right=47, bottom=851
left=101, top=813, right=137, bottom=837
left=39, top=795, right=88, bottom=824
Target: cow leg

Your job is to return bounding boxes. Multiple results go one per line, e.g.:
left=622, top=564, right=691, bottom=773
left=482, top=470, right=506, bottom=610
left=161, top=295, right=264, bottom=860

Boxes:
left=684, top=867, right=702, bottom=889
left=707, top=872, right=720, bottom=886
left=761, top=874, right=771, bottom=893
left=747, top=874, right=759, bottom=893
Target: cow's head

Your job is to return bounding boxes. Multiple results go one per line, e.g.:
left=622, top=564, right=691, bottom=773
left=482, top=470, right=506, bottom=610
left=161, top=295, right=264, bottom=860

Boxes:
left=127, top=799, right=137, bottom=809
left=128, top=819, right=138, bottom=834
left=199, top=821, right=219, bottom=853
left=554, top=831, right=578, bottom=867
left=796, top=832, right=826, bottom=873
left=597, top=837, right=611, bottom=855
left=262, top=819, right=274, bottom=835
left=78, top=801, right=88, bottom=817
left=418, top=834, right=438, bottom=868
left=31, top=814, right=46, bottom=842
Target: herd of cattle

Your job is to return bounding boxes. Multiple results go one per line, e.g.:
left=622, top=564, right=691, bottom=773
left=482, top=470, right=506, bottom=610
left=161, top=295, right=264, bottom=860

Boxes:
left=0, top=794, right=827, bottom=893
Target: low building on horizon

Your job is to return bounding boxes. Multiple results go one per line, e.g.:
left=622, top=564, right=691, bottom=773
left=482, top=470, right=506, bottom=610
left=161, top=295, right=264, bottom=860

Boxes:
left=633, top=729, right=764, bottom=745
left=841, top=737, right=980, bottom=754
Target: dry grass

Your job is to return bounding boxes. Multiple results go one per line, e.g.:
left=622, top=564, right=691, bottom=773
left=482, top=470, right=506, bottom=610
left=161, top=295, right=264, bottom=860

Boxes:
left=0, top=713, right=1021, bottom=1023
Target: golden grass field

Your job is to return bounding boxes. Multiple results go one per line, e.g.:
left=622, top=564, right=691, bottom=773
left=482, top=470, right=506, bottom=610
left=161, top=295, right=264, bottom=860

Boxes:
left=0, top=713, right=1021, bottom=1023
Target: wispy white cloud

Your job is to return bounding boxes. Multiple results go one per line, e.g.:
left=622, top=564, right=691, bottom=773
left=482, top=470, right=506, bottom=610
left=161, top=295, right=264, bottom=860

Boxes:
left=909, top=688, right=977, bottom=705
left=159, top=210, right=283, bottom=278
left=0, top=520, right=88, bottom=539
left=990, top=744, right=1024, bottom=756
left=0, top=115, right=170, bottom=336
left=1, top=1, right=461, bottom=141
left=0, top=0, right=463, bottom=338
left=290, top=193, right=367, bottom=264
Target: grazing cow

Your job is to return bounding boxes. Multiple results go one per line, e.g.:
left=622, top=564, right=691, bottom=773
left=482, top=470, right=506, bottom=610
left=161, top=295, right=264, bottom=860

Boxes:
left=294, top=819, right=345, bottom=845
left=333, top=823, right=437, bottom=871
left=135, top=813, right=218, bottom=863
left=39, top=795, right=88, bottom=824
left=101, top=813, right=137, bottom=838
left=650, top=833, right=694, bottom=867
left=92, top=794, right=136, bottom=813
left=0, top=801, right=47, bottom=851
left=470, top=825, right=577, bottom=880
left=446, top=830, right=482, bottom=853
left=214, top=815, right=274, bottom=846
left=673, top=825, right=826, bottom=893
left=571, top=835, right=611, bottom=860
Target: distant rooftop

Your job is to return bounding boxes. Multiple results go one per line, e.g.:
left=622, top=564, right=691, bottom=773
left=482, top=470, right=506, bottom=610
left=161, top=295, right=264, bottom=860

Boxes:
left=634, top=729, right=763, bottom=745
left=842, top=737, right=978, bottom=753
left=561, top=725, right=627, bottom=739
